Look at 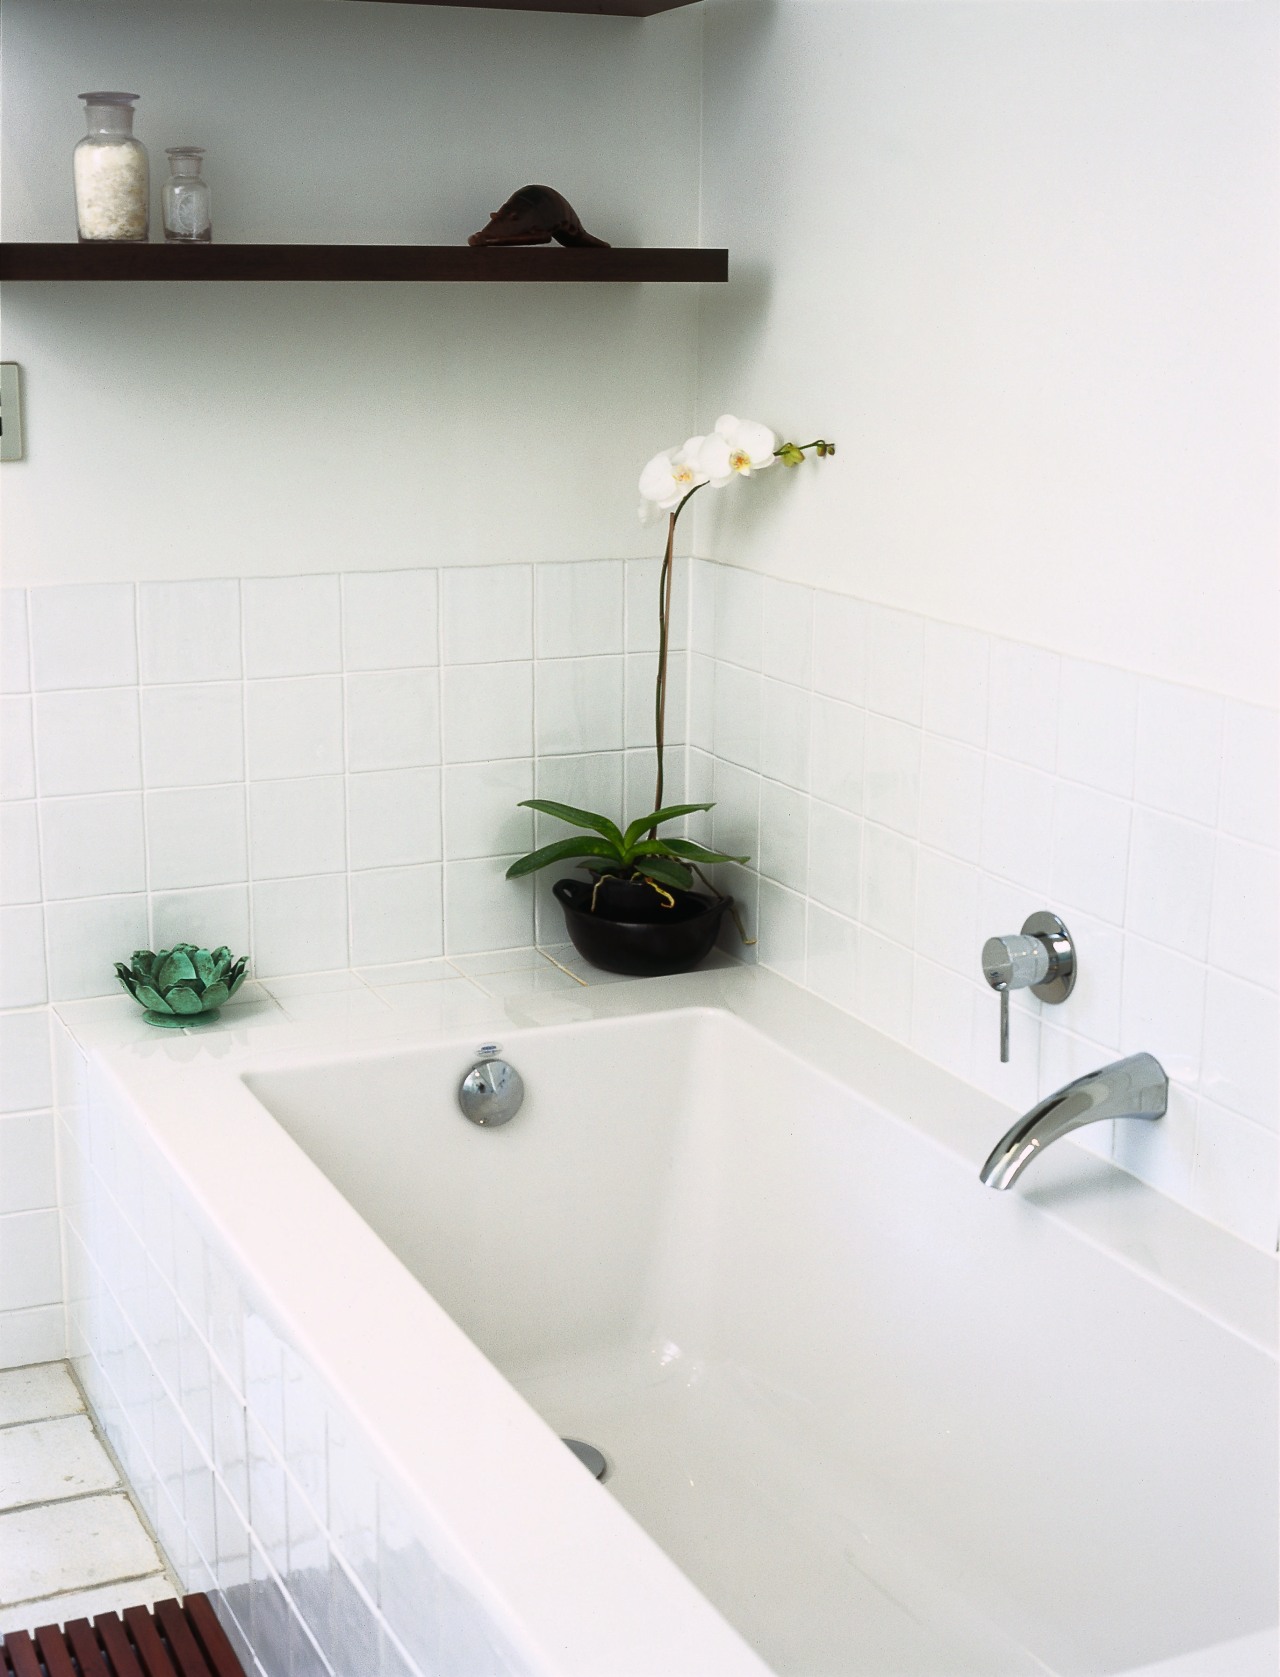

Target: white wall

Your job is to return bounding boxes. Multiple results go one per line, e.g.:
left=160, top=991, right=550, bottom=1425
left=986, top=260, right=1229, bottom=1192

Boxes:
left=0, top=0, right=704, bottom=583
left=696, top=0, right=1279, bottom=708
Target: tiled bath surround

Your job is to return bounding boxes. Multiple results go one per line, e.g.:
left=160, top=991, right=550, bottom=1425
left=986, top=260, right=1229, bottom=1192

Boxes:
left=51, top=997, right=524, bottom=1677
left=0, top=563, right=686, bottom=1364
left=685, top=558, right=1278, bottom=1252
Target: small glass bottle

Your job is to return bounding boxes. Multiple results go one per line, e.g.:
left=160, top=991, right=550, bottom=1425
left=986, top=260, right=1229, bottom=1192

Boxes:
left=74, top=92, right=149, bottom=242
left=162, top=147, right=212, bottom=244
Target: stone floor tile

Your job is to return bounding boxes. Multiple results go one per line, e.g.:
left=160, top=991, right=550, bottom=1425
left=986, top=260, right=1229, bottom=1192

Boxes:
left=0, top=1363, right=84, bottom=1430
left=0, top=1415, right=119, bottom=1511
left=0, top=1493, right=161, bottom=1606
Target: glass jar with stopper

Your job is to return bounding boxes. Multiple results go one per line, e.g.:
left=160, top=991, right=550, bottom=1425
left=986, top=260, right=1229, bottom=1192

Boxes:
left=162, top=147, right=212, bottom=243
left=73, top=92, right=149, bottom=242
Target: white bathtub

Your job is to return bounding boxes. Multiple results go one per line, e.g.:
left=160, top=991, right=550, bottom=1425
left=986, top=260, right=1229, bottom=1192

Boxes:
left=60, top=963, right=1278, bottom=1677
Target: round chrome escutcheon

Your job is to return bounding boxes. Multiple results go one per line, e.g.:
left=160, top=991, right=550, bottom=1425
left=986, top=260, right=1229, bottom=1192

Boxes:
left=458, top=1058, right=525, bottom=1127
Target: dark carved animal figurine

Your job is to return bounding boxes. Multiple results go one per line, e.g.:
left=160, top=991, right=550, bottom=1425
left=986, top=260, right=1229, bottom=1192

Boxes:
left=468, top=185, right=611, bottom=250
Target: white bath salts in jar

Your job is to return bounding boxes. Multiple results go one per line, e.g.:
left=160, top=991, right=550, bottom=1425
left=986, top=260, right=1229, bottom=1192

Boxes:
left=74, top=92, right=149, bottom=242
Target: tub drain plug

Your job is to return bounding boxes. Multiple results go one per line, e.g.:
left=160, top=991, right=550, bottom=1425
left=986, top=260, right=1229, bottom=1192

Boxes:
left=562, top=1437, right=607, bottom=1480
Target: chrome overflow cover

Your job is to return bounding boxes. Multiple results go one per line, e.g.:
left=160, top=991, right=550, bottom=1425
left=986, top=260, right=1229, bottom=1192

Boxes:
left=458, top=1050, right=524, bottom=1127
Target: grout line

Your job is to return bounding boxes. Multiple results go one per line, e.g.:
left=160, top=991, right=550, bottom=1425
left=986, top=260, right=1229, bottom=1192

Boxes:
left=0, top=1481, right=125, bottom=1520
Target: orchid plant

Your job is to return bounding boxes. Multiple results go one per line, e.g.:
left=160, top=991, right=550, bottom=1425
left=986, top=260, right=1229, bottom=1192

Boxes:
left=507, top=415, right=835, bottom=911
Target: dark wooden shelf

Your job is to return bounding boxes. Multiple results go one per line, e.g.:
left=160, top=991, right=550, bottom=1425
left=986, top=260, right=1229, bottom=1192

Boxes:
left=346, top=0, right=699, bottom=13
left=0, top=243, right=727, bottom=284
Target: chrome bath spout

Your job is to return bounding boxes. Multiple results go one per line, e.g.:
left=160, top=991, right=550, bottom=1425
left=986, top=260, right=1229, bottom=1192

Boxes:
left=980, top=1052, right=1168, bottom=1190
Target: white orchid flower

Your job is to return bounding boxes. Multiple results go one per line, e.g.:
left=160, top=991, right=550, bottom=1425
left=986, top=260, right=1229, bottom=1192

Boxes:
left=638, top=435, right=709, bottom=513
left=698, top=415, right=778, bottom=487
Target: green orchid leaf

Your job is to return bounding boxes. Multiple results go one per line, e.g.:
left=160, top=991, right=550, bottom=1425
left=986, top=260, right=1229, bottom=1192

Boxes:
left=652, top=838, right=750, bottom=865
left=505, top=836, right=622, bottom=879
left=200, top=981, right=229, bottom=1010
left=517, top=800, right=625, bottom=849
left=622, top=803, right=714, bottom=849
left=194, top=948, right=217, bottom=987
left=156, top=949, right=197, bottom=991
left=134, top=984, right=172, bottom=1013
left=635, top=856, right=695, bottom=892
left=166, top=985, right=206, bottom=1015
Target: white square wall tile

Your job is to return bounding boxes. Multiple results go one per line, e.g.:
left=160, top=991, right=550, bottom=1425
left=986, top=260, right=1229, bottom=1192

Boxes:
left=1, top=697, right=36, bottom=800
left=1126, top=807, right=1215, bottom=960
left=151, top=885, right=250, bottom=956
left=349, top=769, right=441, bottom=869
left=44, top=894, right=149, bottom=1002
left=914, top=851, right=980, bottom=976
left=806, top=799, right=861, bottom=920
left=250, top=778, right=346, bottom=879
left=805, top=902, right=859, bottom=1015
left=1050, top=782, right=1130, bottom=926
left=0, top=1210, right=61, bottom=1310
left=862, top=714, right=921, bottom=837
left=1051, top=910, right=1123, bottom=1050
left=441, top=663, right=532, bottom=764
left=535, top=751, right=625, bottom=835
left=864, top=606, right=924, bottom=726
left=761, top=579, right=813, bottom=688
left=441, top=566, right=532, bottom=665
left=1218, top=701, right=1278, bottom=848
left=535, top=561, right=624, bottom=659
left=809, top=696, right=864, bottom=815
left=444, top=857, right=534, bottom=953
left=41, top=794, right=146, bottom=899
left=0, top=593, right=29, bottom=694
left=346, top=671, right=440, bottom=772
left=342, top=570, right=438, bottom=671
left=1193, top=1099, right=1278, bottom=1251
left=861, top=824, right=916, bottom=945
left=35, top=688, right=142, bottom=797
left=1119, top=934, right=1206, bottom=1086
left=0, top=1011, right=52, bottom=1113
left=30, top=585, right=137, bottom=690
left=243, top=576, right=342, bottom=679
left=757, top=781, right=809, bottom=893
left=0, top=905, right=47, bottom=1009
left=811, top=593, right=865, bottom=706
left=351, top=865, right=443, bottom=965
left=857, top=929, right=914, bottom=1043
left=1134, top=679, right=1223, bottom=824
left=251, top=876, right=348, bottom=976
left=625, top=652, right=686, bottom=751
left=980, top=759, right=1054, bottom=892
left=147, top=786, right=248, bottom=890
left=1209, top=836, right=1278, bottom=991
left=0, top=804, right=41, bottom=904
left=535, top=657, right=624, bottom=757
left=922, top=622, right=988, bottom=747
left=711, top=663, right=761, bottom=771
left=1111, top=1079, right=1198, bottom=1205
left=916, top=736, right=984, bottom=862
left=246, top=677, right=344, bottom=780
left=442, top=761, right=532, bottom=861
left=756, top=880, right=806, bottom=985
left=712, top=567, right=763, bottom=670
left=760, top=678, right=811, bottom=792
left=1056, top=659, right=1138, bottom=797
left=139, top=581, right=241, bottom=684
left=1200, top=971, right=1278, bottom=1130
left=141, top=684, right=244, bottom=789
left=987, top=639, right=1059, bottom=770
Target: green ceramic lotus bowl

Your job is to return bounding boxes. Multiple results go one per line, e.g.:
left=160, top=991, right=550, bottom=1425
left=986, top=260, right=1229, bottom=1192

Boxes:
left=114, top=943, right=248, bottom=1028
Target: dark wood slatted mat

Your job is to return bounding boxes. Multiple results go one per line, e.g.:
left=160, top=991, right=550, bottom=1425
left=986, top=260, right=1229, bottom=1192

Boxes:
left=0, top=1597, right=244, bottom=1677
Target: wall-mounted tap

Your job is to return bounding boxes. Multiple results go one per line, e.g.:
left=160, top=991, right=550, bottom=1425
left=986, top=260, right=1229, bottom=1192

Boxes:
left=980, top=1052, right=1168, bottom=1189
left=981, top=911, right=1076, bottom=1061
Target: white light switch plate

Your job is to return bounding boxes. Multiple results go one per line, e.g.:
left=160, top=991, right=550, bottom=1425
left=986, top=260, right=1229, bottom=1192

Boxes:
left=0, top=364, right=24, bottom=461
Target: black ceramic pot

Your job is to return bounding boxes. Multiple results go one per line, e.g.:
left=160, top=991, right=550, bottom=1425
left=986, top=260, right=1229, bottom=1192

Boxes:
left=552, top=876, right=731, bottom=978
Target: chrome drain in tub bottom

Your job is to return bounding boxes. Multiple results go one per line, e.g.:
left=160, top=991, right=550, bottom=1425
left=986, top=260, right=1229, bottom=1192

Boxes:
left=562, top=1438, right=607, bottom=1480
